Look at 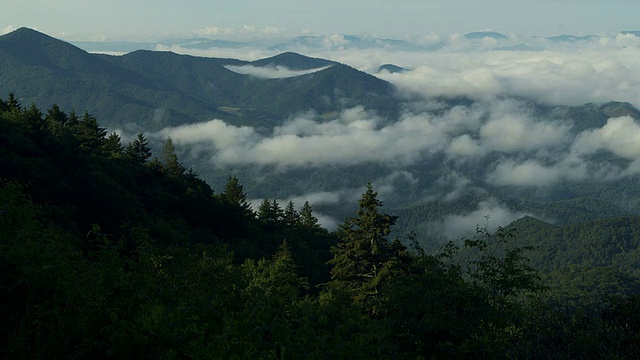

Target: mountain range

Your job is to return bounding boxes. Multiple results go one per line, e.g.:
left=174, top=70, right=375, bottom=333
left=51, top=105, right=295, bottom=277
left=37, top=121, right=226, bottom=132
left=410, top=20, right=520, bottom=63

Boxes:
left=62, top=30, right=640, bottom=56
left=0, top=28, right=396, bottom=133
left=4, top=27, right=640, bottom=247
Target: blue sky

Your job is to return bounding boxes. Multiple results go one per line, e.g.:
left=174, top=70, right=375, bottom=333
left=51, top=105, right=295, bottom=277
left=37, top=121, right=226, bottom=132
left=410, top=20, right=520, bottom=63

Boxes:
left=2, top=0, right=639, bottom=40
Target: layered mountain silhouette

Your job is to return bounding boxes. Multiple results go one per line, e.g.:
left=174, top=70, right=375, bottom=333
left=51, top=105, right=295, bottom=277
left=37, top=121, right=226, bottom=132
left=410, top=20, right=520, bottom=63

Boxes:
left=0, top=28, right=397, bottom=131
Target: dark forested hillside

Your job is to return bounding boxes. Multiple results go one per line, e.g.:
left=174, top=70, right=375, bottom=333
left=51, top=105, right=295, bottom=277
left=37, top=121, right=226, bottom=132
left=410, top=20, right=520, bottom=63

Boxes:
left=3, top=95, right=640, bottom=358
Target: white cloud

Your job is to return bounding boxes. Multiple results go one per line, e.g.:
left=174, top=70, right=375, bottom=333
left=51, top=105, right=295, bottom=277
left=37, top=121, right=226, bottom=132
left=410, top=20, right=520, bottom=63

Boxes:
left=133, top=30, right=640, bottom=111
left=440, top=199, right=529, bottom=239
left=478, top=100, right=572, bottom=154
left=374, top=42, right=640, bottom=109
left=448, top=134, right=485, bottom=158
left=148, top=35, right=640, bottom=195
left=484, top=116, right=640, bottom=187
left=571, top=116, right=640, bottom=160
left=323, top=34, right=350, bottom=49
left=224, top=64, right=331, bottom=79
left=194, top=26, right=235, bottom=37
left=486, top=160, right=568, bottom=187
left=158, top=119, right=259, bottom=149
left=154, top=96, right=635, bottom=179
left=284, top=191, right=342, bottom=207
left=191, top=25, right=286, bottom=40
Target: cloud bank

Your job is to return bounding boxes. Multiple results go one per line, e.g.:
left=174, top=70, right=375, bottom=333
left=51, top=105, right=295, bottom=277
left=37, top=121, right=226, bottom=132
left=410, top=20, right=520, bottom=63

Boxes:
left=151, top=30, right=640, bottom=108
left=158, top=102, right=640, bottom=185
left=141, top=31, right=640, bottom=236
left=224, top=65, right=331, bottom=79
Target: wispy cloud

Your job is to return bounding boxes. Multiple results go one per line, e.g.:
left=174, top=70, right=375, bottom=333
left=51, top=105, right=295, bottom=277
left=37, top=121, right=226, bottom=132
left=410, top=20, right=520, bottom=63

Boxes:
left=439, top=199, right=530, bottom=239
left=129, top=32, right=640, bottom=236
left=224, top=64, right=331, bottom=78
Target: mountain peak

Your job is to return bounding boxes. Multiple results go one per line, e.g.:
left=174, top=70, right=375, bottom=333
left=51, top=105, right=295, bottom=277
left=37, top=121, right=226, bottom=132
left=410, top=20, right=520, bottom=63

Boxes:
left=464, top=31, right=507, bottom=40
left=0, top=26, right=88, bottom=60
left=249, top=52, right=336, bottom=70
left=1, top=27, right=58, bottom=43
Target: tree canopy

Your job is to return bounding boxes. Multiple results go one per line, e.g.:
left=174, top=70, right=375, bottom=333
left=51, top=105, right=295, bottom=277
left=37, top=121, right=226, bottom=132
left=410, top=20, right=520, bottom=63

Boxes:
left=2, top=95, right=640, bottom=359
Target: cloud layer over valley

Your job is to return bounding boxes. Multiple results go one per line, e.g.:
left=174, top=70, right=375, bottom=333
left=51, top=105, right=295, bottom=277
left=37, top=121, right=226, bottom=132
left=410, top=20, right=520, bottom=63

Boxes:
left=147, top=31, right=640, bottom=107
left=119, top=31, right=640, bottom=237
left=159, top=101, right=640, bottom=185
left=224, top=64, right=331, bottom=78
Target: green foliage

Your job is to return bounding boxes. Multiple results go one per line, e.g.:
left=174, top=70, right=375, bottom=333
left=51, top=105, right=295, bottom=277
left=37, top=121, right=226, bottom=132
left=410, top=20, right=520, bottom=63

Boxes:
left=156, top=137, right=185, bottom=177
left=463, top=226, right=544, bottom=308
left=4, top=94, right=640, bottom=358
left=257, top=198, right=284, bottom=224
left=222, top=175, right=252, bottom=212
left=328, top=183, right=410, bottom=311
left=380, top=253, right=489, bottom=358
left=299, top=201, right=319, bottom=228
left=0, top=28, right=398, bottom=132
left=283, top=201, right=300, bottom=226
left=125, top=132, right=152, bottom=165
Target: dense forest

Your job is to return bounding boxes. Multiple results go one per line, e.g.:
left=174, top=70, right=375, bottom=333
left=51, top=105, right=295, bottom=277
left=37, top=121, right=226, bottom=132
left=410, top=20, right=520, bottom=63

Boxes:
left=2, top=94, right=640, bottom=359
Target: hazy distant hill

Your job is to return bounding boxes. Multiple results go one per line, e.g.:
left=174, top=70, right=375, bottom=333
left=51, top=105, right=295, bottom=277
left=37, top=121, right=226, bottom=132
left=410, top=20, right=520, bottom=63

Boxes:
left=0, top=28, right=397, bottom=131
left=464, top=31, right=508, bottom=40
left=268, top=35, right=445, bottom=52
left=249, top=51, right=336, bottom=70
left=377, top=64, right=408, bottom=74
left=546, top=34, right=599, bottom=43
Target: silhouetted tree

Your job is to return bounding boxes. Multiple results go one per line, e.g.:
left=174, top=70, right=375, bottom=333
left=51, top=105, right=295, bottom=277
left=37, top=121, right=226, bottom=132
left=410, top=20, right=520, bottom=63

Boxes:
left=300, top=201, right=319, bottom=228
left=328, top=183, right=409, bottom=310
left=284, top=201, right=300, bottom=226
left=126, top=133, right=152, bottom=165
left=158, top=137, right=185, bottom=177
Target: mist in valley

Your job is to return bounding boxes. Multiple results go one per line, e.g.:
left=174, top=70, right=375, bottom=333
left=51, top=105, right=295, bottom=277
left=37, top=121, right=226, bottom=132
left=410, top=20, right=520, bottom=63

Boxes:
left=114, top=31, right=640, bottom=243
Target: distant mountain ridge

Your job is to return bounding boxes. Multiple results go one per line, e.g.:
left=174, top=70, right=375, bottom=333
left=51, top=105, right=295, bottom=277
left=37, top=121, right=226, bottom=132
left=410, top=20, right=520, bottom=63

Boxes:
left=0, top=27, right=397, bottom=131
left=464, top=31, right=507, bottom=40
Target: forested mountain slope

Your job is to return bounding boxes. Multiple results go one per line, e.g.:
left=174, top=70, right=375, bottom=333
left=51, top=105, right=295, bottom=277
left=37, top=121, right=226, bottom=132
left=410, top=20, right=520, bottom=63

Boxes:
left=0, top=28, right=397, bottom=132
left=3, top=96, right=640, bottom=358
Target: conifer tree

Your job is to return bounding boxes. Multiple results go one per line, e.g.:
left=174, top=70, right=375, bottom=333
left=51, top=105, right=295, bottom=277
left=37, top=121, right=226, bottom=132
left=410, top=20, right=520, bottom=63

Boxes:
left=284, top=201, right=300, bottom=226
left=258, top=198, right=272, bottom=221
left=77, top=111, right=107, bottom=154
left=328, top=183, right=409, bottom=309
left=7, top=93, right=21, bottom=112
left=104, top=132, right=124, bottom=157
left=223, top=175, right=252, bottom=214
left=258, top=198, right=284, bottom=223
left=45, top=104, right=68, bottom=125
left=223, top=176, right=254, bottom=221
left=67, top=110, right=79, bottom=129
left=299, top=201, right=319, bottom=228
left=158, top=137, right=185, bottom=177
left=244, top=240, right=307, bottom=303
left=271, top=199, right=284, bottom=223
left=125, top=133, right=152, bottom=165
left=44, top=105, right=70, bottom=139
left=23, top=103, right=46, bottom=136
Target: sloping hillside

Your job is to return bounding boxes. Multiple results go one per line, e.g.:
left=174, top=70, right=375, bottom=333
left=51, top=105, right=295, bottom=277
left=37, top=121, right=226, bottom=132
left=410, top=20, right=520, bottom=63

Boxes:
left=0, top=28, right=397, bottom=131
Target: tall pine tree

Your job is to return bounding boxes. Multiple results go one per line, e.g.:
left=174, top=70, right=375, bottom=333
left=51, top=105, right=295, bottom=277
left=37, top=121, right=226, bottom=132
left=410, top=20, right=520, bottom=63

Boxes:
left=223, top=176, right=252, bottom=212
left=299, top=201, right=319, bottom=228
left=283, top=201, right=300, bottom=226
left=125, top=133, right=152, bottom=165
left=328, top=183, right=409, bottom=310
left=158, top=137, right=185, bottom=177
